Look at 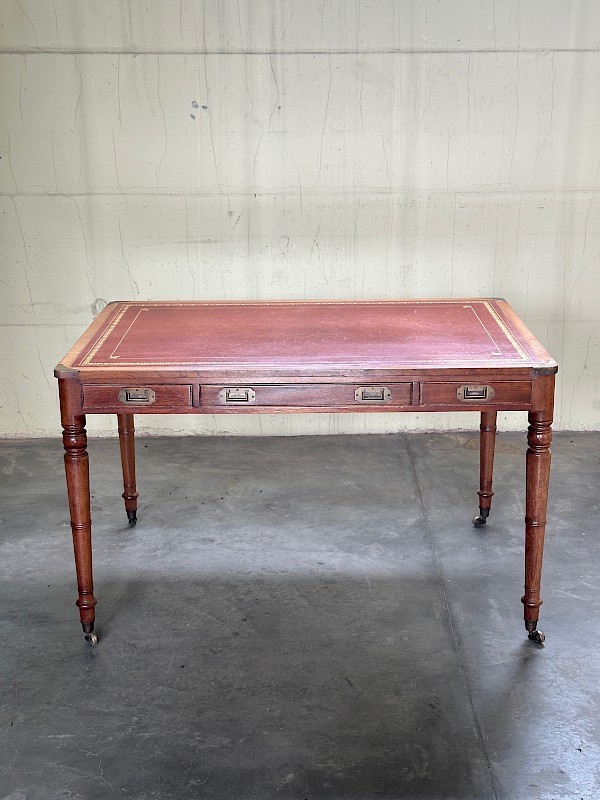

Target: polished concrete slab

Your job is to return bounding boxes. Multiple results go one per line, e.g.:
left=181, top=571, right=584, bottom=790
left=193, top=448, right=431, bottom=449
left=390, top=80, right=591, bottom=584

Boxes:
left=1, top=431, right=599, bottom=800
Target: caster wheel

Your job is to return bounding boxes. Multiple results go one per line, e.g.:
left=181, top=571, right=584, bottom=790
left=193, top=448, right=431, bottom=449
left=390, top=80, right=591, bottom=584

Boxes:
left=127, top=511, right=137, bottom=527
left=85, top=632, right=98, bottom=646
left=472, top=515, right=487, bottom=527
left=528, top=629, right=545, bottom=644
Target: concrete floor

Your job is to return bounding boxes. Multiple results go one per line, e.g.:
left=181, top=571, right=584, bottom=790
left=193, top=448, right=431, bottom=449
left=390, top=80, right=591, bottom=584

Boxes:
left=1, top=431, right=599, bottom=800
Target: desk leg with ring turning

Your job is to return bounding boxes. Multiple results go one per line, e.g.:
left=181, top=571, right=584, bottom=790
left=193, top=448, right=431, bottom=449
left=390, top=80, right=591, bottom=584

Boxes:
left=118, top=413, right=138, bottom=526
left=473, top=410, right=497, bottom=527
left=59, top=373, right=98, bottom=645
left=522, top=373, right=555, bottom=645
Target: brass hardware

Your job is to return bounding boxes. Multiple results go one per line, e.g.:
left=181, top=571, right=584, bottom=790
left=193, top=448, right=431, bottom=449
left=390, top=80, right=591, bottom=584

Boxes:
left=457, top=385, right=496, bottom=402
left=219, top=387, right=256, bottom=404
left=354, top=386, right=392, bottom=403
left=118, top=387, right=156, bottom=405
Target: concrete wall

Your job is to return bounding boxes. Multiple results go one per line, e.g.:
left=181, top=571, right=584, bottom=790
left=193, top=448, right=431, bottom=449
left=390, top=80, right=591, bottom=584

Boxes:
left=1, top=1, right=599, bottom=437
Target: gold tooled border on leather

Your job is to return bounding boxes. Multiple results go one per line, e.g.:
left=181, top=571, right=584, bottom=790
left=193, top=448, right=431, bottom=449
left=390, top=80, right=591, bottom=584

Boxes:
left=78, top=300, right=532, bottom=367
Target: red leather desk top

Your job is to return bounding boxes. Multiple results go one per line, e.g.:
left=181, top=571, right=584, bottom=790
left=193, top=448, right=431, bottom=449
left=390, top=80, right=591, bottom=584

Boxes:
left=58, top=299, right=557, bottom=374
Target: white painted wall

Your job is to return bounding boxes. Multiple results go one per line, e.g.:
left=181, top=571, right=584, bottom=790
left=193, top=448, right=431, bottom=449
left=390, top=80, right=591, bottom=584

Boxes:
left=1, top=1, right=599, bottom=437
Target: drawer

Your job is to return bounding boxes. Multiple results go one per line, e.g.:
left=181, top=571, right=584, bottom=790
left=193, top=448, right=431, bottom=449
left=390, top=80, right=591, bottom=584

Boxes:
left=201, top=383, right=412, bottom=408
left=82, top=384, right=192, bottom=409
left=421, top=381, right=531, bottom=406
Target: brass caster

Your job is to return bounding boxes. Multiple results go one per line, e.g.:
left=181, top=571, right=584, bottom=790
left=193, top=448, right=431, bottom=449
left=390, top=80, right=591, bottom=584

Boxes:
left=528, top=629, right=545, bottom=645
left=85, top=632, right=99, bottom=646
left=472, top=507, right=489, bottom=527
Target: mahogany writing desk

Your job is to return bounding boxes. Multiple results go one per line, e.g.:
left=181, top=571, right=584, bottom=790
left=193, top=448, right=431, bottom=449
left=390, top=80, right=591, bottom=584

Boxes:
left=55, top=299, right=557, bottom=646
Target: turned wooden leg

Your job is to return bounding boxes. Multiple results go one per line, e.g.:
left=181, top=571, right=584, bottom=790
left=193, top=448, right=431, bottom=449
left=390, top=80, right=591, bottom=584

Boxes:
left=522, top=405, right=553, bottom=644
left=473, top=410, right=497, bottom=527
left=59, top=376, right=97, bottom=644
left=118, top=413, right=138, bottom=526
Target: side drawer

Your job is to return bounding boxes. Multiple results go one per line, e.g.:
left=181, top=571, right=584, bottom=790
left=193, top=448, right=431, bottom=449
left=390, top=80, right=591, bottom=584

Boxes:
left=82, top=384, right=192, bottom=410
left=421, top=381, right=532, bottom=407
left=201, top=383, right=412, bottom=408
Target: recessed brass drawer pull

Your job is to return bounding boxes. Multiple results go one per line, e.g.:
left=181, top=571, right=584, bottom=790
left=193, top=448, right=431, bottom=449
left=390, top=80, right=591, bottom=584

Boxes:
left=118, top=388, right=156, bottom=405
left=219, top=387, right=256, bottom=404
left=354, top=386, right=392, bottom=403
left=457, top=385, right=496, bottom=402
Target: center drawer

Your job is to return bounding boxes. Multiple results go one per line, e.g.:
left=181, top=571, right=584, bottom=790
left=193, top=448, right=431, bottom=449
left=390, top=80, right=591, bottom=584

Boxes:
left=201, top=383, right=412, bottom=408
